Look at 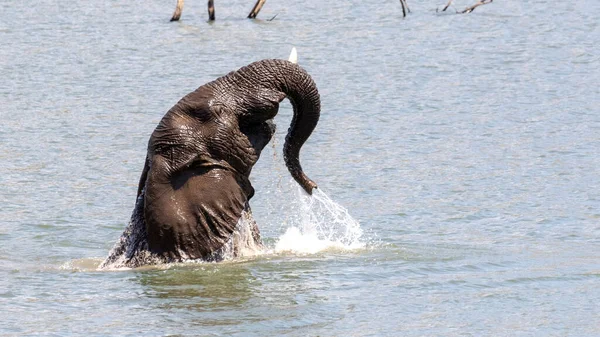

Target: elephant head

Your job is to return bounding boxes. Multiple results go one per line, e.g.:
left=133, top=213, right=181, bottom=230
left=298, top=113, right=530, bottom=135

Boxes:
left=207, top=58, right=321, bottom=195
left=102, top=57, right=321, bottom=267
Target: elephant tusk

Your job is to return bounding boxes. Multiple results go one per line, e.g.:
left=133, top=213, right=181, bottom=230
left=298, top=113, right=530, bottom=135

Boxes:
left=288, top=47, right=298, bottom=64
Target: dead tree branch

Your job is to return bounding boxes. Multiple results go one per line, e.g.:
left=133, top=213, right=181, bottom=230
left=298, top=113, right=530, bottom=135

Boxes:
left=208, top=0, right=215, bottom=20
left=170, top=0, right=184, bottom=21
left=399, top=0, right=411, bottom=17
left=248, top=0, right=267, bottom=19
left=439, top=0, right=453, bottom=12
left=461, top=0, right=493, bottom=14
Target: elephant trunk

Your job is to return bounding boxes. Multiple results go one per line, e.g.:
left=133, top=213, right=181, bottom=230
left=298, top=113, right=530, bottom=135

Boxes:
left=281, top=70, right=320, bottom=195
left=223, top=59, right=320, bottom=194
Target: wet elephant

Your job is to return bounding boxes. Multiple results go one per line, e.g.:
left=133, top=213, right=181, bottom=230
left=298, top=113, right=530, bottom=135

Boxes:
left=100, top=58, right=320, bottom=269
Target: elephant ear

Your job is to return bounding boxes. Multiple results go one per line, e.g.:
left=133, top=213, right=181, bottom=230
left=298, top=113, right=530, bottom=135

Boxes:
left=186, top=171, right=252, bottom=256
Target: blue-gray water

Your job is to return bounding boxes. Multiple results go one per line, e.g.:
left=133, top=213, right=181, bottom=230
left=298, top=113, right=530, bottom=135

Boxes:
left=1, top=1, right=599, bottom=336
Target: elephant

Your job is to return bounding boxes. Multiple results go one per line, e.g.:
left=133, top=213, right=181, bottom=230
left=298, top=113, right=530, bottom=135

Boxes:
left=99, top=56, right=320, bottom=269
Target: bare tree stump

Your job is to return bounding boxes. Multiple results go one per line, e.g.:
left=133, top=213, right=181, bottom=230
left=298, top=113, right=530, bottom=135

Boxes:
left=208, top=0, right=215, bottom=20
left=248, top=0, right=267, bottom=19
left=461, top=0, right=493, bottom=13
left=170, top=0, right=185, bottom=21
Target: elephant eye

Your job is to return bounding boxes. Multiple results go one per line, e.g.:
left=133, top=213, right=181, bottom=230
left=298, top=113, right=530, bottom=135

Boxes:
left=192, top=107, right=213, bottom=122
left=205, top=103, right=229, bottom=121
left=243, top=92, right=280, bottom=122
left=253, top=101, right=279, bottom=121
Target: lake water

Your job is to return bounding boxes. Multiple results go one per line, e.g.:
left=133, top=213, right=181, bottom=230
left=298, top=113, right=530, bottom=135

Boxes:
left=1, top=0, right=599, bottom=335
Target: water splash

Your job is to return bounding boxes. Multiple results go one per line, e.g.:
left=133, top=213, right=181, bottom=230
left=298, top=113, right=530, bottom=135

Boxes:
left=210, top=208, right=264, bottom=261
left=66, top=186, right=363, bottom=271
left=274, top=186, right=365, bottom=254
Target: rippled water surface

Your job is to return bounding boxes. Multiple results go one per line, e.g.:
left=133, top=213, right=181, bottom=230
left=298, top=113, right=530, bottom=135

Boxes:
left=1, top=1, right=599, bottom=336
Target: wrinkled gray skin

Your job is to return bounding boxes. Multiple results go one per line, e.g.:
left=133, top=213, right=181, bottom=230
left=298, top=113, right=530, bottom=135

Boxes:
left=100, top=59, right=320, bottom=268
